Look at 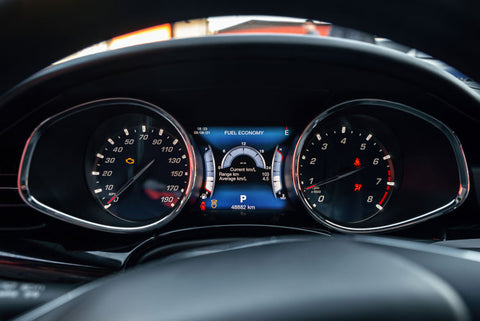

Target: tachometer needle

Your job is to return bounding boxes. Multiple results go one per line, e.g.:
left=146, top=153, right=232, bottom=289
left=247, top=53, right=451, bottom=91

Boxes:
left=305, top=167, right=364, bottom=190
left=107, top=159, right=156, bottom=203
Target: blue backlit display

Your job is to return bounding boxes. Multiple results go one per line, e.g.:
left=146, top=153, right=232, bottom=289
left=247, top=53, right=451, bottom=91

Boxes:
left=194, top=126, right=292, bottom=213
left=198, top=127, right=290, bottom=150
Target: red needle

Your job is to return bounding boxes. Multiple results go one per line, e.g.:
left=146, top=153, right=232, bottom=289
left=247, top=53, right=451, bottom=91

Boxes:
left=304, top=167, right=365, bottom=190
left=107, top=196, right=116, bottom=204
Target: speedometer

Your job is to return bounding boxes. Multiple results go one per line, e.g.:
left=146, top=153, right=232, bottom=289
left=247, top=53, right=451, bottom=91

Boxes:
left=88, top=124, right=191, bottom=222
left=88, top=124, right=190, bottom=221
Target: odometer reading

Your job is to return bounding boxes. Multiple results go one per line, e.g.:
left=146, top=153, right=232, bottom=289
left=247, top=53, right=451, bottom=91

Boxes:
left=297, top=126, right=394, bottom=223
left=88, top=125, right=190, bottom=221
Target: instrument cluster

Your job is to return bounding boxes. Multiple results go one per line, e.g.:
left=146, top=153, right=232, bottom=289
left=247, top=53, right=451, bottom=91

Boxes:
left=17, top=97, right=469, bottom=234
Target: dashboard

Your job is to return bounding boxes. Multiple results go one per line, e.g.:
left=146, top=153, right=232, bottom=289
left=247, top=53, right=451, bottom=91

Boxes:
left=17, top=96, right=468, bottom=234
left=0, top=35, right=480, bottom=302
left=1, top=34, right=479, bottom=241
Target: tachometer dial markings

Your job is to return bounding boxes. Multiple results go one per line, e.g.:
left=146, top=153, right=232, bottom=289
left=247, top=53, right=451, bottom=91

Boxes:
left=297, top=126, right=395, bottom=224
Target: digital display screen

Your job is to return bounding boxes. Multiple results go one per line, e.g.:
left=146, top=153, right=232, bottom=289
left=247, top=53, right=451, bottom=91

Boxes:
left=194, top=127, right=292, bottom=214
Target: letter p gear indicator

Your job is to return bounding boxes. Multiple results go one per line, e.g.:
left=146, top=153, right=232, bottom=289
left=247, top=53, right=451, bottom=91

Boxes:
left=240, top=195, right=247, bottom=203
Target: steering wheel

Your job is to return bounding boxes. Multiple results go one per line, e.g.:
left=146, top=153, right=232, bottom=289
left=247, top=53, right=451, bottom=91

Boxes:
left=12, top=236, right=480, bottom=320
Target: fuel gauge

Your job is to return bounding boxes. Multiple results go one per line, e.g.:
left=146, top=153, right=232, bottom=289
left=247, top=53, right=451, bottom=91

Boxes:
left=272, top=145, right=287, bottom=199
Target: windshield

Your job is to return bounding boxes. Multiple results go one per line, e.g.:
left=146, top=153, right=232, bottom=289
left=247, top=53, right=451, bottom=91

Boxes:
left=53, top=15, right=477, bottom=88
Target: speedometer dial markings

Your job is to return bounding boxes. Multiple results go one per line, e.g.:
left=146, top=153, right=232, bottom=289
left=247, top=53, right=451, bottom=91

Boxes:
left=88, top=124, right=190, bottom=222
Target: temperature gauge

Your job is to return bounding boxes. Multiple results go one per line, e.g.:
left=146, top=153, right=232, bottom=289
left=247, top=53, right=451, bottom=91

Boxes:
left=201, top=145, right=216, bottom=199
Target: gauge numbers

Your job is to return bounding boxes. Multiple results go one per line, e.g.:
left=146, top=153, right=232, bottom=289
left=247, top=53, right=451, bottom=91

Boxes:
left=89, top=125, right=190, bottom=222
left=297, top=126, right=394, bottom=224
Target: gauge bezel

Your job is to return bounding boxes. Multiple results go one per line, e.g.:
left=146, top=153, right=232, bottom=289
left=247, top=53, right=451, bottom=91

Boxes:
left=293, top=99, right=470, bottom=233
left=18, top=98, right=196, bottom=233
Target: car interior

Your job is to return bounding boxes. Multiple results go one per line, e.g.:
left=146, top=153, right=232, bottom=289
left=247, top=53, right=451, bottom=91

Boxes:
left=1, top=1, right=480, bottom=320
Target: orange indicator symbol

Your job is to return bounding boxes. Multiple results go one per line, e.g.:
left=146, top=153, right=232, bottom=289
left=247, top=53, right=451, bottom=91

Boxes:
left=125, top=158, right=135, bottom=165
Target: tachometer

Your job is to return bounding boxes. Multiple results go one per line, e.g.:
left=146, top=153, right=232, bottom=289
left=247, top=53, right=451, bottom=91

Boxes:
left=295, top=125, right=394, bottom=224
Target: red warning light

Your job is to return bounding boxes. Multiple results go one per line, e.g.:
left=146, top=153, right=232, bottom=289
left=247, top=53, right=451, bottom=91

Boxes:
left=200, top=201, right=206, bottom=211
left=354, top=184, right=362, bottom=192
left=353, top=158, right=361, bottom=167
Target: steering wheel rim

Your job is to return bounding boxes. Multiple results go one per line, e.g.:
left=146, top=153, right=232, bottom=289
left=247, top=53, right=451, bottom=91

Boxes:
left=12, top=236, right=474, bottom=321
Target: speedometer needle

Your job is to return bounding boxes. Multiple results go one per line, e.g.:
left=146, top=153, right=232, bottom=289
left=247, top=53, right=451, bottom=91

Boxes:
left=107, top=159, right=156, bottom=203
left=305, top=167, right=365, bottom=190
